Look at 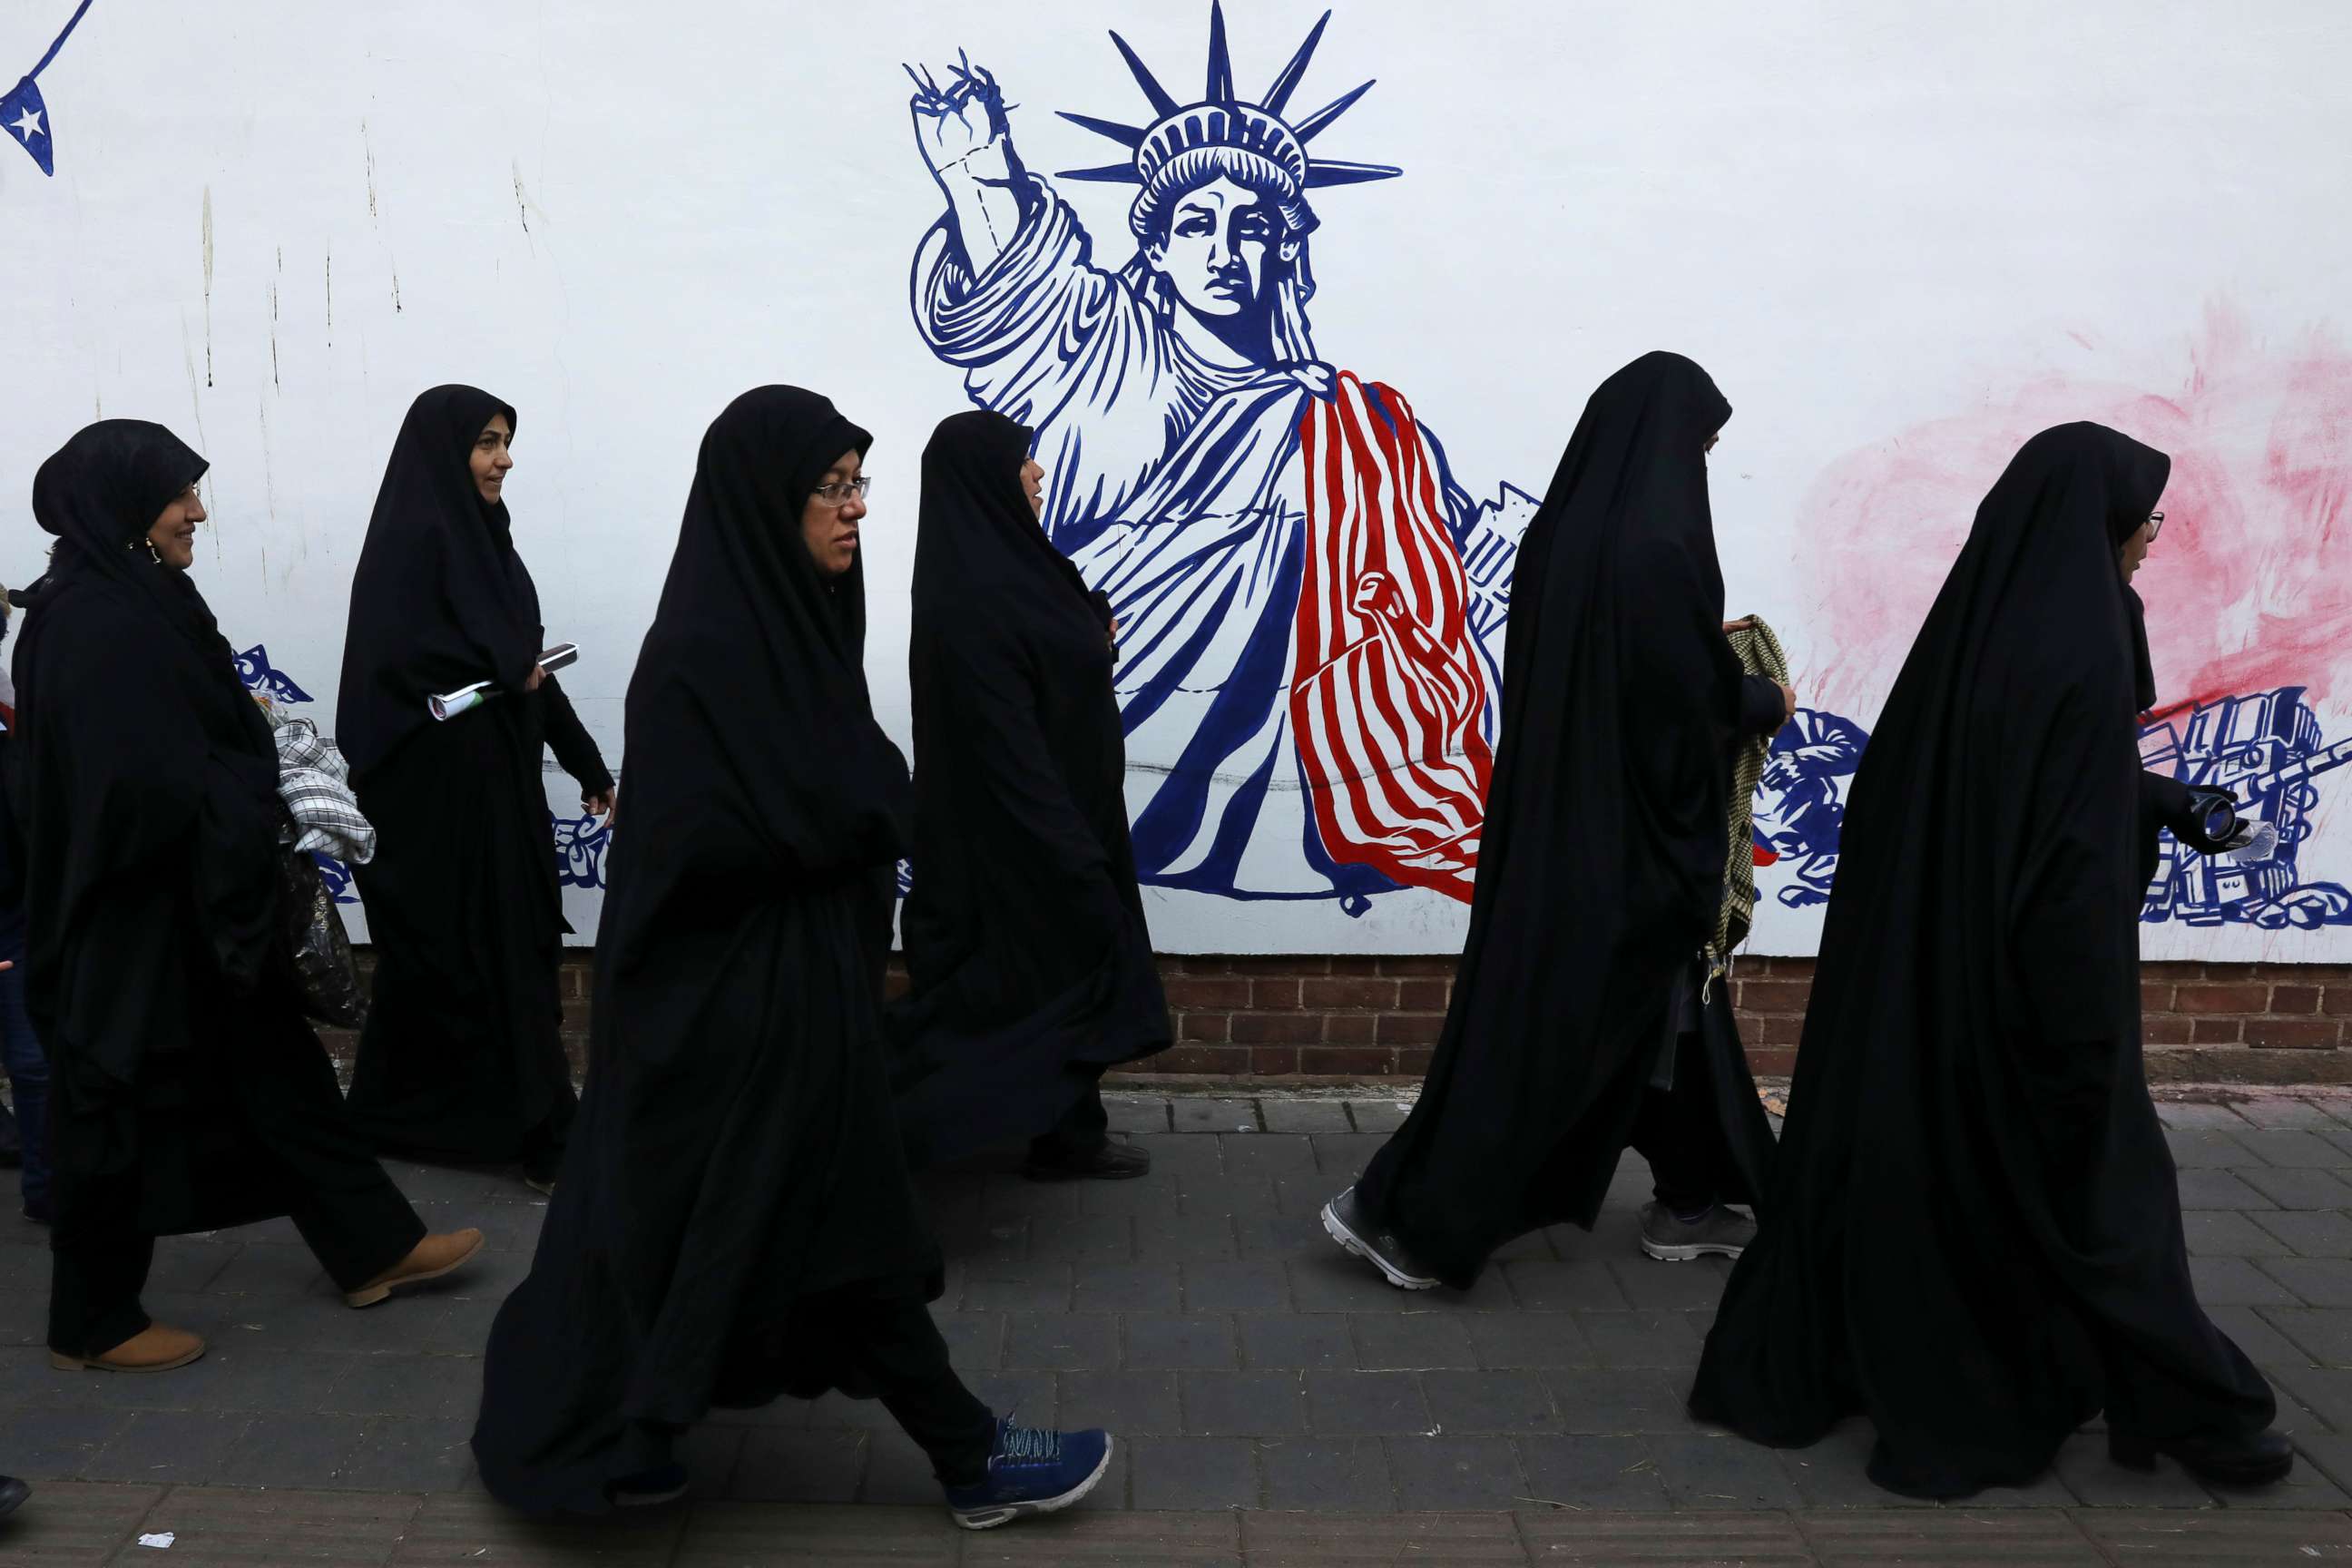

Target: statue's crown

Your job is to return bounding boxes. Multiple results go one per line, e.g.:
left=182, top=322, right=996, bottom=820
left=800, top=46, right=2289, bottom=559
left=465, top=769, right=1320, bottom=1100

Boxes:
left=1058, top=2, right=1401, bottom=230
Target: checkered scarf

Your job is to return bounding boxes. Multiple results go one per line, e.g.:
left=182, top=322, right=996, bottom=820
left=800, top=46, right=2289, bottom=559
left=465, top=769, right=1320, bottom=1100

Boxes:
left=263, top=704, right=376, bottom=865
left=1707, top=615, right=1788, bottom=985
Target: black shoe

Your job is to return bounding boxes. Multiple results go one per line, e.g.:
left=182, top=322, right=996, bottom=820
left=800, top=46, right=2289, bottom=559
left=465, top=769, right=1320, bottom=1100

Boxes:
left=2111, top=1426, right=2295, bottom=1485
left=609, top=1461, right=688, bottom=1507
left=0, top=1475, right=26, bottom=1521
left=522, top=1163, right=559, bottom=1197
left=1024, top=1140, right=1151, bottom=1182
left=1320, top=1185, right=1441, bottom=1290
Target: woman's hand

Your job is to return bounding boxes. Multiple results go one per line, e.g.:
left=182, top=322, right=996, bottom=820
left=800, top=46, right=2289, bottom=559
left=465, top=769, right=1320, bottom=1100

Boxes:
left=584, top=783, right=619, bottom=826
left=1722, top=617, right=1755, bottom=634
left=525, top=665, right=547, bottom=693
left=1779, top=683, right=1798, bottom=724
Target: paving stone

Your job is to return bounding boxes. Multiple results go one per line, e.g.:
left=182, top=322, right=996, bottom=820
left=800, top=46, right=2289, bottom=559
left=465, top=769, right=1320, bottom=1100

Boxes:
left=212, top=1410, right=371, bottom=1488
left=1502, top=1260, right=1630, bottom=1311
left=2184, top=1209, right=2290, bottom=1257
left=2174, top=1168, right=2279, bottom=1210
left=1222, top=1134, right=1318, bottom=1179
left=2268, top=1363, right=2352, bottom=1431
left=0, top=1410, right=131, bottom=1485
left=1180, top=1370, right=1308, bottom=1436
left=2262, top=1257, right=2352, bottom=1308
left=1239, top=1314, right=1356, bottom=1372
left=936, top=1310, right=1005, bottom=1372
left=1074, top=1175, right=1164, bottom=1218
left=339, top=1415, right=480, bottom=1493
left=961, top=1508, right=1240, bottom=1565
left=2187, top=1451, right=2352, bottom=1510
left=1103, top=1095, right=1173, bottom=1134
left=2154, top=1102, right=2253, bottom=1131
left=985, top=1174, right=1086, bottom=1224
left=2189, top=1254, right=2303, bottom=1307
left=1346, top=1101, right=1415, bottom=1134
left=1073, top=1262, right=1184, bottom=1314
left=2251, top=1209, right=2352, bottom=1259
left=1517, top=1508, right=1814, bottom=1563
left=1305, top=1370, right=1436, bottom=1436
left=396, top=1490, right=685, bottom=1563
left=1135, top=1212, right=1242, bottom=1262
left=1274, top=1171, right=1348, bottom=1220
left=2235, top=1098, right=2352, bottom=1132
left=1647, top=1432, right=1804, bottom=1508
left=957, top=1264, right=1075, bottom=1313
left=1609, top=1257, right=1733, bottom=1311
left=138, top=1485, right=426, bottom=1564
left=1244, top=1510, right=1517, bottom=1563
left=1259, top=1100, right=1354, bottom=1134
left=1576, top=1310, right=1705, bottom=1370
left=1060, top=1370, right=1181, bottom=1436
left=2211, top=1304, right=2318, bottom=1370
left=79, top=1407, right=247, bottom=1485
left=1543, top=1369, right=1700, bottom=1435
left=2235, top=1130, right=2352, bottom=1170
left=0, top=1479, right=165, bottom=1563
left=2267, top=1308, right=2352, bottom=1367
left=1421, top=1369, right=1561, bottom=1434
left=965, top=1369, right=1061, bottom=1430
left=1351, top=1313, right=1477, bottom=1370
left=146, top=1238, right=240, bottom=1293
left=2240, top=1167, right=2352, bottom=1211
left=1462, top=1311, right=1593, bottom=1371
left=1173, top=1099, right=1262, bottom=1134
left=1289, top=1258, right=1435, bottom=1315
left=1174, top=1171, right=1283, bottom=1221
left=732, top=1427, right=867, bottom=1502
left=2078, top=1507, right=2352, bottom=1564
left=1030, top=1216, right=1140, bottom=1262
left=680, top=1499, right=960, bottom=1564
left=1005, top=1310, right=1122, bottom=1371
left=1803, top=1508, right=2102, bottom=1564
left=1236, top=1209, right=1322, bottom=1261
left=1256, top=1436, right=1395, bottom=1512
left=1308, top=1133, right=1391, bottom=1177
left=2164, top=1127, right=2259, bottom=1168
left=1383, top=1434, right=1527, bottom=1510
left=1135, top=1133, right=1227, bottom=1177
left=2045, top=1430, right=2215, bottom=1508
left=1181, top=1260, right=1291, bottom=1314
left=1124, top=1315, right=1240, bottom=1371
left=1773, top=1419, right=1935, bottom=1509
left=327, top=1351, right=478, bottom=1421
left=1512, top=1432, right=1671, bottom=1510
left=1129, top=1436, right=1259, bottom=1509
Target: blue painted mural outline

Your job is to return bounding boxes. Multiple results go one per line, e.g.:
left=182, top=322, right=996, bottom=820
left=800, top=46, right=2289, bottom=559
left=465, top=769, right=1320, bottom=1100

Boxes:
left=906, top=4, right=1534, bottom=913
left=4, top=0, right=94, bottom=178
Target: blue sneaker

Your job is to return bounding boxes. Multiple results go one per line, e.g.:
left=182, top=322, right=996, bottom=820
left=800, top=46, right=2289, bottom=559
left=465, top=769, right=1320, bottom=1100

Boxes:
left=943, top=1417, right=1113, bottom=1530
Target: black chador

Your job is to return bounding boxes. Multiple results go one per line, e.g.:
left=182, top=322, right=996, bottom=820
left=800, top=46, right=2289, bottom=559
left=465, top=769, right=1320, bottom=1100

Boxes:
left=336, top=387, right=610, bottom=1183
left=1690, top=423, right=2288, bottom=1498
left=473, top=388, right=999, bottom=1514
left=1332, top=353, right=1785, bottom=1290
left=889, top=411, right=1171, bottom=1176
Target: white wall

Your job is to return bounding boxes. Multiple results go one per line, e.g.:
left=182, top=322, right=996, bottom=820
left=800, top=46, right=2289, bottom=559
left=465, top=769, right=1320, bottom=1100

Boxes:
left=5, top=0, right=2348, bottom=958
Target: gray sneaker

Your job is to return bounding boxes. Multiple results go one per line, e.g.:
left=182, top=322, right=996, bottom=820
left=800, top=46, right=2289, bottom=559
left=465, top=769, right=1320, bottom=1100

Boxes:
left=1639, top=1201, right=1755, bottom=1262
left=1321, top=1186, right=1441, bottom=1290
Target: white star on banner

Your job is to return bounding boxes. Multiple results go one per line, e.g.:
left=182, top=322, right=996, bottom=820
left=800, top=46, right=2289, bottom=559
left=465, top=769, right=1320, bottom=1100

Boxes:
left=8, top=106, right=41, bottom=142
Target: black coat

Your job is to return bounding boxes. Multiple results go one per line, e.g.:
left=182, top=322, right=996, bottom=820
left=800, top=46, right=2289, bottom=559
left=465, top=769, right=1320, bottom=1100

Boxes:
left=1353, top=353, right=1779, bottom=1287
left=890, top=410, right=1169, bottom=1167
left=473, top=387, right=942, bottom=1514
left=1690, top=423, right=2275, bottom=1498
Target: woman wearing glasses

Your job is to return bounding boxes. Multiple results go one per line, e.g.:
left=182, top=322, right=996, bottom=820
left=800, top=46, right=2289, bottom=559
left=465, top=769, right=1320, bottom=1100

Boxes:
left=337, top=387, right=614, bottom=1195
left=1691, top=426, right=2288, bottom=1498
left=474, top=390, right=1112, bottom=1526
left=888, top=410, right=1171, bottom=1179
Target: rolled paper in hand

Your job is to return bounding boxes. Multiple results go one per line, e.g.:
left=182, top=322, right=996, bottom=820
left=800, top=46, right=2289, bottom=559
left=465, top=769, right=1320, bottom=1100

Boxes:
left=428, top=680, right=498, bottom=722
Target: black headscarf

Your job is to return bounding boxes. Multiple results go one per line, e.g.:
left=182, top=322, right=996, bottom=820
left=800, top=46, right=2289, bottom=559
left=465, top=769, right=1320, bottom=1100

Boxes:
left=473, top=387, right=940, bottom=1514
left=1691, top=423, right=2270, bottom=1497
left=911, top=410, right=1102, bottom=634
left=337, top=385, right=541, bottom=777
left=1353, top=351, right=1752, bottom=1286
left=11, top=420, right=283, bottom=1082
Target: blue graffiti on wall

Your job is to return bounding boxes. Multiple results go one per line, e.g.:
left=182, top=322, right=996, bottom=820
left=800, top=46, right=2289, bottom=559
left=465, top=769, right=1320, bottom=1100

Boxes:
left=4, top=1, right=94, bottom=178
left=233, top=647, right=612, bottom=899
left=906, top=5, right=1530, bottom=913
left=1751, top=691, right=2352, bottom=928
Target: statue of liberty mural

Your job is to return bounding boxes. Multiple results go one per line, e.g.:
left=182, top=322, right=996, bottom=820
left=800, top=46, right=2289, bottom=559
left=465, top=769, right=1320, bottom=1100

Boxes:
left=906, top=6, right=1524, bottom=912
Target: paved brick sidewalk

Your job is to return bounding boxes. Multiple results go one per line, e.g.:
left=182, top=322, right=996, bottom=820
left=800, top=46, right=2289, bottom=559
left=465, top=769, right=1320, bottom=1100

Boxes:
left=5, top=1090, right=2352, bottom=1563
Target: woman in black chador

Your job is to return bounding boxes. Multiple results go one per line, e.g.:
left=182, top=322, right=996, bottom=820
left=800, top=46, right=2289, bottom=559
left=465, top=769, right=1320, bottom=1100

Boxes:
left=472, top=389, right=1111, bottom=1527
left=1690, top=423, right=2290, bottom=1498
left=889, top=411, right=1171, bottom=1179
left=13, top=422, right=479, bottom=1376
left=337, top=387, right=612, bottom=1192
left=1324, top=352, right=1791, bottom=1291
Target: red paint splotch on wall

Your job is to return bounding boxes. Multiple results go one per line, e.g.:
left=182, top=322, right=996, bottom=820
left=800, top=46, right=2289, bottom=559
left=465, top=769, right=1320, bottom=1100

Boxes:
left=1801, top=304, right=2352, bottom=722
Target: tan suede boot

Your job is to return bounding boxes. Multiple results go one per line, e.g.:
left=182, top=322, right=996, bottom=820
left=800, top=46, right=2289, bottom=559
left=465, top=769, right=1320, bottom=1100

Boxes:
left=345, top=1228, right=485, bottom=1308
left=51, top=1322, right=206, bottom=1373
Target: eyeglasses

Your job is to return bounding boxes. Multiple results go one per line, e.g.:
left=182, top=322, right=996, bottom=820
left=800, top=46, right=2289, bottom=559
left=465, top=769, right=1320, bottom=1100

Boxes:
left=812, top=476, right=873, bottom=507
left=2147, top=511, right=2164, bottom=541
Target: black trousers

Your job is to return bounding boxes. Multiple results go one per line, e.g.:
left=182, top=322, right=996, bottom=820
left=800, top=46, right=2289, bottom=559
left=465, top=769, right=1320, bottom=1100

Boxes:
left=1029, top=1073, right=1110, bottom=1167
left=836, top=1297, right=997, bottom=1485
left=1628, top=1030, right=1728, bottom=1215
left=49, top=1023, right=425, bottom=1357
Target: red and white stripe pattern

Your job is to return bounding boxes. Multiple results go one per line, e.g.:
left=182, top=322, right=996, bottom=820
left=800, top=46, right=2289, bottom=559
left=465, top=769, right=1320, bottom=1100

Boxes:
left=1291, top=373, right=1493, bottom=899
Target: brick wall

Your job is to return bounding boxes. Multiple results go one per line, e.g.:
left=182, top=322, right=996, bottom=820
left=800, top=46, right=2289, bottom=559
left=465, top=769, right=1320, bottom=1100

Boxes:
left=322, top=952, right=2352, bottom=1085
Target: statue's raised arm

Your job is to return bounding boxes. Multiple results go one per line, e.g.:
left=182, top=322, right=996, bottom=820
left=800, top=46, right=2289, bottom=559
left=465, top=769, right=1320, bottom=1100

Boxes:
left=907, top=58, right=1034, bottom=281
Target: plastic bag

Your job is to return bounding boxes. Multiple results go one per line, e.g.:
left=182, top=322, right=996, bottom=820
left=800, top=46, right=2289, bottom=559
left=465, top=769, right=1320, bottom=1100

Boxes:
left=279, top=847, right=367, bottom=1028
